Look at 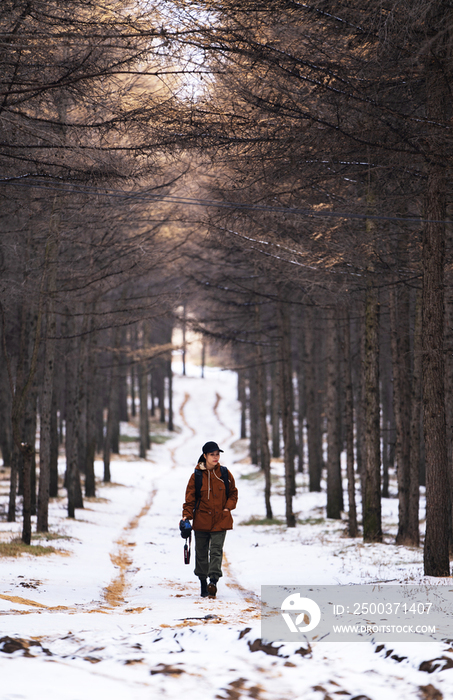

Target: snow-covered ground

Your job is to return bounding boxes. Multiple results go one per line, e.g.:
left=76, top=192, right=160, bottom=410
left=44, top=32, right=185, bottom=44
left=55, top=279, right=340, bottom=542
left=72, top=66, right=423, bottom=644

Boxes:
left=1, top=362, right=452, bottom=700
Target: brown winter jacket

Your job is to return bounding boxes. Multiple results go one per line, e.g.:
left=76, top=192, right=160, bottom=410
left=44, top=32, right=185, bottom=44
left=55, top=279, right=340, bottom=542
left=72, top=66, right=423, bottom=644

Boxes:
left=182, top=463, right=238, bottom=532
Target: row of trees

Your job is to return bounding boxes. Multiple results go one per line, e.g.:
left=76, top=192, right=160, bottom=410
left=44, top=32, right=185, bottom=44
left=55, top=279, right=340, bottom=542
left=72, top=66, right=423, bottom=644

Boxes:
left=171, top=0, right=453, bottom=577
left=0, top=0, right=187, bottom=542
left=1, top=0, right=453, bottom=580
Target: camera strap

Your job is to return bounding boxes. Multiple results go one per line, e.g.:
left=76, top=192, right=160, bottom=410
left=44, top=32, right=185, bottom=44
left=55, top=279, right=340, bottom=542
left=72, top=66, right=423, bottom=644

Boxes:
left=184, top=530, right=192, bottom=565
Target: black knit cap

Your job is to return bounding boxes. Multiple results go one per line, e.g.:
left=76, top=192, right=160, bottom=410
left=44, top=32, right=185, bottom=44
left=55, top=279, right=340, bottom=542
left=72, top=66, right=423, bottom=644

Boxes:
left=202, top=441, right=224, bottom=454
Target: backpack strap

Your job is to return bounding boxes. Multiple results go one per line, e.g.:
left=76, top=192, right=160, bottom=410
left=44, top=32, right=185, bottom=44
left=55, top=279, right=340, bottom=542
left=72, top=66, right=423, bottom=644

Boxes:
left=194, top=469, right=203, bottom=516
left=220, top=466, right=230, bottom=500
left=193, top=466, right=230, bottom=516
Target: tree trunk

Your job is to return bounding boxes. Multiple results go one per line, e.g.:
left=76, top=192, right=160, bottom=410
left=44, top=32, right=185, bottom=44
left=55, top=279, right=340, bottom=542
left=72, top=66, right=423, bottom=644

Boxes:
left=445, top=286, right=453, bottom=551
left=389, top=279, right=412, bottom=544
left=130, top=326, right=137, bottom=418
left=352, top=308, right=366, bottom=500
left=201, top=337, right=206, bottom=379
left=130, top=362, right=136, bottom=418
left=249, top=363, right=260, bottom=465
left=139, top=322, right=149, bottom=458
left=49, top=386, right=59, bottom=498
left=6, top=301, right=27, bottom=523
left=65, top=313, right=84, bottom=517
left=326, top=308, right=342, bottom=519
left=7, top=443, right=20, bottom=522
left=37, top=91, right=64, bottom=517
left=363, top=281, right=382, bottom=543
left=296, top=320, right=306, bottom=473
left=24, top=387, right=37, bottom=517
left=423, top=194, right=449, bottom=574
left=270, top=357, right=280, bottom=458
left=167, top=353, right=174, bottom=431
left=95, top=395, right=104, bottom=453
left=38, top=228, right=58, bottom=531
left=182, top=303, right=187, bottom=376
left=84, top=311, right=97, bottom=498
left=379, top=298, right=392, bottom=501
left=18, top=302, right=38, bottom=522
left=0, top=354, right=12, bottom=467
left=237, top=368, right=247, bottom=439
left=150, top=369, right=155, bottom=417
left=77, top=311, right=90, bottom=474
left=255, top=301, right=272, bottom=519
left=104, top=326, right=120, bottom=481
left=380, top=339, right=392, bottom=500
left=21, top=444, right=34, bottom=545
left=156, top=361, right=166, bottom=424
left=422, top=22, right=451, bottom=576
left=408, top=288, right=422, bottom=547
left=278, top=297, right=296, bottom=527
left=343, top=308, right=358, bottom=537
left=119, top=329, right=129, bottom=424
left=304, top=307, right=323, bottom=491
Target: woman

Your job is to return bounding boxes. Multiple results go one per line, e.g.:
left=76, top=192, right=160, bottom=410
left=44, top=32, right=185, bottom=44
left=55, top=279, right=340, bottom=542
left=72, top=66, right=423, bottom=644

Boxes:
left=182, top=441, right=238, bottom=598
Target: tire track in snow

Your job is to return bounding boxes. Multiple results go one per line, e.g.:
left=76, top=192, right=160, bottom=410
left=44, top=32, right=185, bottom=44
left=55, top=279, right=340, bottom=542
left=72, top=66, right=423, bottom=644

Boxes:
left=167, top=386, right=258, bottom=622
left=0, top=490, right=157, bottom=616
left=213, top=392, right=234, bottom=439
left=168, top=388, right=258, bottom=623
left=179, top=392, right=196, bottom=437
left=101, top=489, right=157, bottom=610
left=170, top=392, right=195, bottom=468
left=222, top=554, right=260, bottom=613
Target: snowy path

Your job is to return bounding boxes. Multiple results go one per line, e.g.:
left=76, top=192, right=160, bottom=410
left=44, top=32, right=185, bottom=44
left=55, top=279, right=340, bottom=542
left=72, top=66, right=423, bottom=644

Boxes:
left=1, top=364, right=453, bottom=700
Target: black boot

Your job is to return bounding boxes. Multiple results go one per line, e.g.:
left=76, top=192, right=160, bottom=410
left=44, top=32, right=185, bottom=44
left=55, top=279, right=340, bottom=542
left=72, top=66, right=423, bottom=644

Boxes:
left=200, top=579, right=208, bottom=597
left=207, top=579, right=217, bottom=598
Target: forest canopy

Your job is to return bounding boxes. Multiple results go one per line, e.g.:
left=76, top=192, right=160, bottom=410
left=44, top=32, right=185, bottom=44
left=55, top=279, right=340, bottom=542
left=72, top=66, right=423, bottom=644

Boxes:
left=1, top=0, right=453, bottom=577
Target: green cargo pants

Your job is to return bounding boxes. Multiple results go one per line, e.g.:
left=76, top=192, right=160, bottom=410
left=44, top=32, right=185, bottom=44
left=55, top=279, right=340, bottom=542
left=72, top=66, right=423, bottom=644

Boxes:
left=194, top=530, right=226, bottom=581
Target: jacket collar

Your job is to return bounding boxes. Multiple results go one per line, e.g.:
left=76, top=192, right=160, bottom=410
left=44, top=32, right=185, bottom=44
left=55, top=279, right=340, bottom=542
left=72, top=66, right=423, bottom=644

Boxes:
left=196, top=462, right=221, bottom=472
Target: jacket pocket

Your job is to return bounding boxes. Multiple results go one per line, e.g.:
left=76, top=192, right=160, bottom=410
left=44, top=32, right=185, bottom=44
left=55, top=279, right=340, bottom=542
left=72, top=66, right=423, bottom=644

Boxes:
left=218, top=509, right=233, bottom=530
left=193, top=510, right=213, bottom=531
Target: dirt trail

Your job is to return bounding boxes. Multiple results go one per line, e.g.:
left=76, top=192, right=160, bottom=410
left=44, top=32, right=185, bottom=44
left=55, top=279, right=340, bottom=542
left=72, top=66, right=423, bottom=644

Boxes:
left=0, top=388, right=252, bottom=623
left=178, top=393, right=196, bottom=437
left=222, top=554, right=260, bottom=608
left=214, top=392, right=235, bottom=438
left=166, top=389, right=259, bottom=624
left=0, top=593, right=69, bottom=611
left=102, top=489, right=156, bottom=610
left=0, top=489, right=158, bottom=615
left=170, top=392, right=195, bottom=468
left=211, top=392, right=257, bottom=607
